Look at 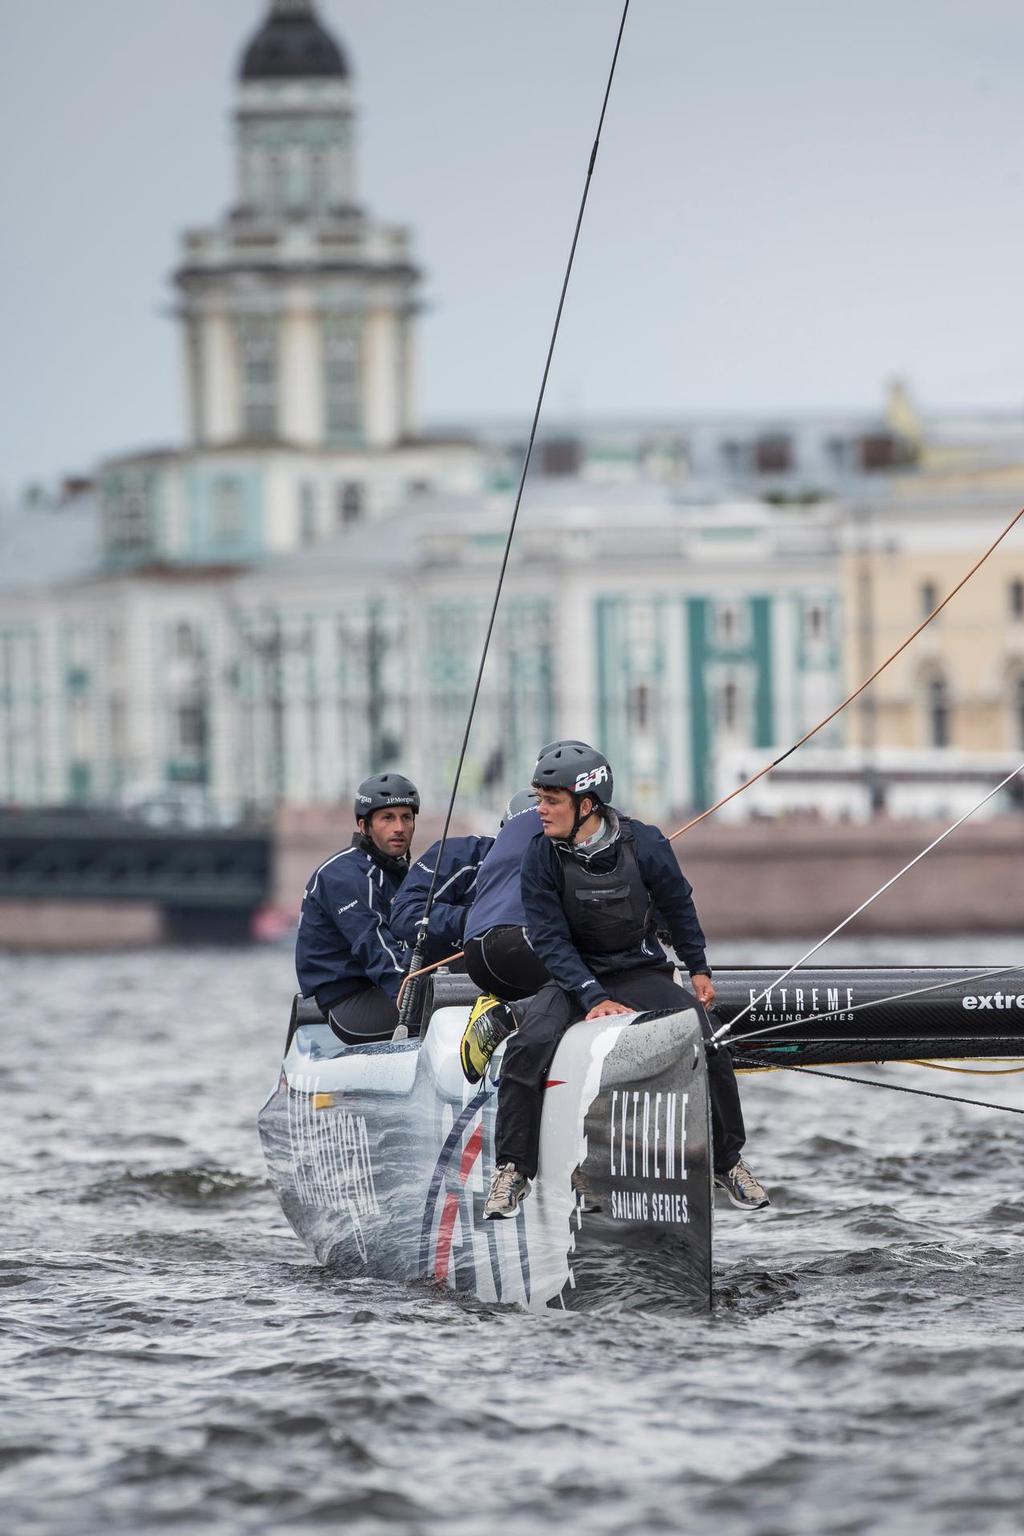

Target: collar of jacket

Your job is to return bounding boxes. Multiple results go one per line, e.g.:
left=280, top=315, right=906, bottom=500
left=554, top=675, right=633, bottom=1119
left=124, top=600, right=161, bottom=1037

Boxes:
left=351, top=832, right=411, bottom=881
left=553, top=807, right=622, bottom=865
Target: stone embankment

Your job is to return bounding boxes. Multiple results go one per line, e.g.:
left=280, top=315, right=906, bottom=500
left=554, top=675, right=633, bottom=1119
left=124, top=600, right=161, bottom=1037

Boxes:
left=0, top=809, right=1020, bottom=949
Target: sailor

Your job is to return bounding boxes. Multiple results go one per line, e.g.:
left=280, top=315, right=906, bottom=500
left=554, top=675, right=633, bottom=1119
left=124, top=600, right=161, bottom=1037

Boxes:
left=390, top=823, right=499, bottom=963
left=295, top=772, right=420, bottom=1042
left=483, top=743, right=768, bottom=1219
left=458, top=742, right=594, bottom=1082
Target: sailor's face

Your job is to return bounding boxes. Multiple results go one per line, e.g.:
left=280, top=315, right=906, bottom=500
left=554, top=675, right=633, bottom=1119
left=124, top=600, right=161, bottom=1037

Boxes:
left=365, top=806, right=415, bottom=858
left=535, top=787, right=577, bottom=840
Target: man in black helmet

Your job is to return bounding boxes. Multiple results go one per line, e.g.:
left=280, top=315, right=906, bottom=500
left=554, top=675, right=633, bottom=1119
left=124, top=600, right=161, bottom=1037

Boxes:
left=295, top=772, right=420, bottom=1042
left=458, top=742, right=595, bottom=1081
left=483, top=744, right=768, bottom=1218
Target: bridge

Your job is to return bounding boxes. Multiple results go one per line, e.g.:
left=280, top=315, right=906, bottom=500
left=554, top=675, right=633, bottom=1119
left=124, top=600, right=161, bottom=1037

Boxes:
left=0, top=812, right=272, bottom=942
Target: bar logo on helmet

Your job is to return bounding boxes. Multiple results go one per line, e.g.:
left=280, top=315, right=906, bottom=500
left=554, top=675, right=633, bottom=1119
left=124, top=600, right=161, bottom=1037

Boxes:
left=575, top=765, right=610, bottom=793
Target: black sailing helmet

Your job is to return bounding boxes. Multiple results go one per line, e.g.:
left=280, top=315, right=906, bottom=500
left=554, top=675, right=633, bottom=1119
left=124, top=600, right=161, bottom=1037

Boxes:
left=532, top=744, right=613, bottom=808
left=535, top=737, right=592, bottom=760
left=353, top=772, right=421, bottom=823
left=500, top=788, right=536, bottom=827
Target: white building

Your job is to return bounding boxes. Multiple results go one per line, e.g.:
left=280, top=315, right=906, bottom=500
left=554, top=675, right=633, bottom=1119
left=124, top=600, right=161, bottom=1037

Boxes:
left=100, top=0, right=482, bottom=573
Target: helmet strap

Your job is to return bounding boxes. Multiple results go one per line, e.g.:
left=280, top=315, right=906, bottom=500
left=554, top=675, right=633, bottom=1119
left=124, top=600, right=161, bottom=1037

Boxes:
left=571, top=795, right=601, bottom=842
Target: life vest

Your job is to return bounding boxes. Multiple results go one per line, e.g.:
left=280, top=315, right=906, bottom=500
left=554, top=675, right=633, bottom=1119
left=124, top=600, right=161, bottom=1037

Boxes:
left=556, top=816, right=654, bottom=975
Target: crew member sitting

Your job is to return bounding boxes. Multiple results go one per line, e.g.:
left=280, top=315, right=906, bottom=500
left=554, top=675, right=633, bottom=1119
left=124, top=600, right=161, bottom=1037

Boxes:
left=295, top=772, right=419, bottom=1042
left=390, top=824, right=498, bottom=963
left=482, top=743, right=769, bottom=1219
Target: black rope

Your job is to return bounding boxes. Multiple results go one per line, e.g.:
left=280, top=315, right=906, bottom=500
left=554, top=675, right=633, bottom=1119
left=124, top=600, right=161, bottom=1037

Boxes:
left=774, top=1063, right=1024, bottom=1117
left=398, top=2, right=632, bottom=1027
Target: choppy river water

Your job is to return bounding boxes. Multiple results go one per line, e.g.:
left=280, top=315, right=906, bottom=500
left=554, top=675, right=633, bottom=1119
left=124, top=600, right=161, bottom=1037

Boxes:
left=2, top=937, right=1023, bottom=1536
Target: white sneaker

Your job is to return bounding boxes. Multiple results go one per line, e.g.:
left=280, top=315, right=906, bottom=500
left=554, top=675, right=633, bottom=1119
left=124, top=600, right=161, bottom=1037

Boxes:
left=483, top=1162, right=531, bottom=1220
left=714, top=1157, right=770, bottom=1211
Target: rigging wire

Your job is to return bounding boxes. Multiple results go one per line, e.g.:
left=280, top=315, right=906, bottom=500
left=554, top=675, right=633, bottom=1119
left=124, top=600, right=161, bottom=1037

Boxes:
left=724, top=962, right=1024, bottom=1050
left=667, top=503, right=1024, bottom=844
left=710, top=760, right=1024, bottom=1046
left=397, top=3, right=632, bottom=1027
left=770, top=1062, right=1024, bottom=1116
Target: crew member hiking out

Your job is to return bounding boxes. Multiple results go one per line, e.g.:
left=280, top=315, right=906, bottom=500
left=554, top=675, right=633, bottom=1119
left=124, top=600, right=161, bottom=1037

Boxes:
left=295, top=772, right=419, bottom=1043
left=483, top=744, right=769, bottom=1219
left=459, top=743, right=595, bottom=1082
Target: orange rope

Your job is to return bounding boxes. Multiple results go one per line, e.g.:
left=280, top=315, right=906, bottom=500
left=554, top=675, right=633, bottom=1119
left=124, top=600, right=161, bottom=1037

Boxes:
left=397, top=949, right=464, bottom=1007
left=667, top=503, right=1024, bottom=843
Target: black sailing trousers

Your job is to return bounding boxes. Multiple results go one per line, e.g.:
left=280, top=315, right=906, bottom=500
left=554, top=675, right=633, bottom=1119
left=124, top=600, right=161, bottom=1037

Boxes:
left=464, top=925, right=551, bottom=1001
left=494, top=965, right=746, bottom=1180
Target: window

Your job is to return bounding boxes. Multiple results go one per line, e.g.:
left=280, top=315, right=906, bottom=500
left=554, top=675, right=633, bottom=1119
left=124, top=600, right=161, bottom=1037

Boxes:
left=299, top=483, right=318, bottom=544
left=628, top=682, right=652, bottom=731
left=754, top=434, right=793, bottom=475
left=714, top=601, right=745, bottom=646
left=212, top=479, right=244, bottom=540
left=310, top=151, right=326, bottom=213
left=337, top=481, right=363, bottom=526
left=106, top=624, right=125, bottom=667
left=927, top=675, right=950, bottom=748
left=267, top=153, right=285, bottom=211
left=920, top=582, right=938, bottom=620
left=720, top=439, right=746, bottom=475
left=175, top=622, right=199, bottom=660
left=804, top=604, right=827, bottom=642
left=109, top=697, right=127, bottom=759
left=238, top=318, right=278, bottom=439
left=324, top=315, right=361, bottom=443
left=1010, top=579, right=1024, bottom=621
left=105, top=481, right=152, bottom=553
left=176, top=700, right=207, bottom=755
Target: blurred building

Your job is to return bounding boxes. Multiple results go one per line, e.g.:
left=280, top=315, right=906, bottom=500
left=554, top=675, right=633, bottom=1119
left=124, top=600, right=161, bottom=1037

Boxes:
left=0, top=481, right=843, bottom=820
left=842, top=481, right=1024, bottom=761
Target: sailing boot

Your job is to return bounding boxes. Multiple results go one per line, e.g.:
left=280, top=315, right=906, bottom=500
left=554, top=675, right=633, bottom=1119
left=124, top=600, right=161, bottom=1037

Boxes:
left=484, top=1163, right=531, bottom=1220
left=459, top=994, right=515, bottom=1084
left=714, top=1157, right=770, bottom=1211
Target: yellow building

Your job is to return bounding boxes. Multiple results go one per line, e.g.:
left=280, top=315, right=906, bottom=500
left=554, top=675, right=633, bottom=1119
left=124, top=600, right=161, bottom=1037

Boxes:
left=842, top=475, right=1024, bottom=753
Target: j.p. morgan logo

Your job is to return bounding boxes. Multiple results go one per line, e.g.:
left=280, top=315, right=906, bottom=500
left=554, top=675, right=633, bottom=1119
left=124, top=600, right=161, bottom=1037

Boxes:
left=608, top=1089, right=689, bottom=1225
left=962, top=992, right=1024, bottom=1010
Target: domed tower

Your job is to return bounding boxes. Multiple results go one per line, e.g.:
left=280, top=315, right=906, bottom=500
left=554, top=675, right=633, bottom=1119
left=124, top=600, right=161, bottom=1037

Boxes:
left=175, top=0, right=420, bottom=452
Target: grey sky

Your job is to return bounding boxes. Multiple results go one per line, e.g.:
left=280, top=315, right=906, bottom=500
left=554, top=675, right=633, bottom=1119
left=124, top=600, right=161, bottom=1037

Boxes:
left=3, top=0, right=1024, bottom=495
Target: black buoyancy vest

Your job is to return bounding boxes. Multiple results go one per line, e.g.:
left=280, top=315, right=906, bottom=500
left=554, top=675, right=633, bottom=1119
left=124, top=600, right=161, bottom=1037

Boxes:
left=557, top=817, right=654, bottom=974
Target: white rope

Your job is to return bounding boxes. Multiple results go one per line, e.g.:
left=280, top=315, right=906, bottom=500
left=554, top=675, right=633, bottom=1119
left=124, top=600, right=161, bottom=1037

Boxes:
left=711, top=760, right=1024, bottom=1044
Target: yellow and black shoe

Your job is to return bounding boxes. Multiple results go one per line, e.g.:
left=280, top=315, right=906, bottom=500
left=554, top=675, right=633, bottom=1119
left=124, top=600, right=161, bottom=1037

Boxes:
left=459, top=994, right=515, bottom=1084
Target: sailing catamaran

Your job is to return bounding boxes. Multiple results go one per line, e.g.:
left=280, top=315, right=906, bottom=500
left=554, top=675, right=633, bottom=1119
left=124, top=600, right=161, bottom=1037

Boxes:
left=257, top=964, right=1023, bottom=1313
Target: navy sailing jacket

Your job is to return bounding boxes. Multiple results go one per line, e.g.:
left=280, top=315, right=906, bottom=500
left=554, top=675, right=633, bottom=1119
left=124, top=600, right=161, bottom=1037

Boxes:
left=390, top=834, right=495, bottom=960
left=520, top=811, right=710, bottom=1009
left=295, top=839, right=409, bottom=1009
left=463, top=806, right=543, bottom=942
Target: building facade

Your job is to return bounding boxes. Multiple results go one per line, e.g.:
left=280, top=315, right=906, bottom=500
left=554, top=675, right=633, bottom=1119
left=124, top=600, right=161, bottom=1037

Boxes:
left=0, top=484, right=843, bottom=820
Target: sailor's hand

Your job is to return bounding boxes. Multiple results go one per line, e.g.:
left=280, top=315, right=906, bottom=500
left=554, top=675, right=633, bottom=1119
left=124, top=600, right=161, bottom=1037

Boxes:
left=690, top=974, right=715, bottom=1007
left=585, top=999, right=633, bottom=1019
